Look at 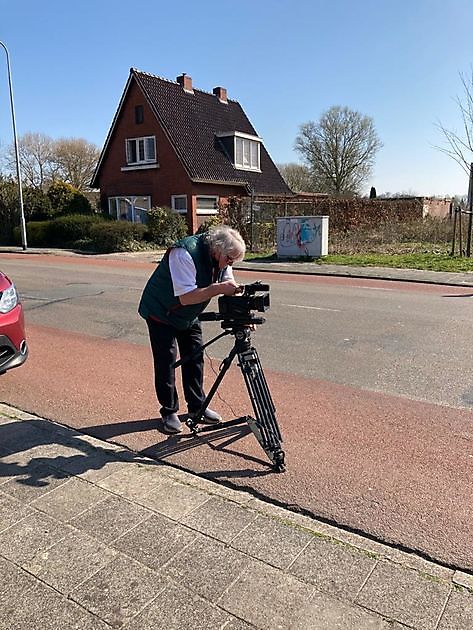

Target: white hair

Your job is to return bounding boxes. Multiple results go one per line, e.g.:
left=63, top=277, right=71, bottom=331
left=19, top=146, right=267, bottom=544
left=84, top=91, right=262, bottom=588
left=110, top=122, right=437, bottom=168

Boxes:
left=206, top=224, right=246, bottom=261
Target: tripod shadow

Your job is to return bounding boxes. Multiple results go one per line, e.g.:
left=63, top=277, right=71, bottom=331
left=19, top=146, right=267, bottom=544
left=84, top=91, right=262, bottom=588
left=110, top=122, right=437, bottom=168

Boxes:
left=142, top=418, right=273, bottom=471
left=82, top=417, right=161, bottom=441
left=82, top=415, right=273, bottom=472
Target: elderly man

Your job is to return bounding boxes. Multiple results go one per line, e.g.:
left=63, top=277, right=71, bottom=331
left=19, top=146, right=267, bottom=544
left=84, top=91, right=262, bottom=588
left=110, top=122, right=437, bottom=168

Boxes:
left=139, top=224, right=246, bottom=434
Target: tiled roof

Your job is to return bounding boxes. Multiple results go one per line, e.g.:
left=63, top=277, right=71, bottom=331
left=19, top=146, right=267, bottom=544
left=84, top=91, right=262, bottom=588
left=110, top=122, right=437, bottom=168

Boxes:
left=130, top=69, right=292, bottom=195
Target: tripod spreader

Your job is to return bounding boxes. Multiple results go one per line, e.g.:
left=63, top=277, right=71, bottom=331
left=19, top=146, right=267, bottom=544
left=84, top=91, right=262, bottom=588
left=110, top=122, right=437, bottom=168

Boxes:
left=186, top=325, right=285, bottom=473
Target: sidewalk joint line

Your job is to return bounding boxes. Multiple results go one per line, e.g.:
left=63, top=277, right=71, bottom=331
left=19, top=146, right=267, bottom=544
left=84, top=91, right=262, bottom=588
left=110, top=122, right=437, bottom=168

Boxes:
left=354, top=557, right=379, bottom=602
left=433, top=587, right=453, bottom=630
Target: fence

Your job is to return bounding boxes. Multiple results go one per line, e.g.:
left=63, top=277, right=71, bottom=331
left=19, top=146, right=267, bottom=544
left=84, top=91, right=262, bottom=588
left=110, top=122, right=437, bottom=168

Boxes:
left=220, top=195, right=428, bottom=252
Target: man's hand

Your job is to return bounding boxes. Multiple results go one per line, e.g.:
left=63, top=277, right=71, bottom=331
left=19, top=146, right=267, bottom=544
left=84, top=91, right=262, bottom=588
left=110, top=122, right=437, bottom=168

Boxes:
left=218, top=280, right=241, bottom=296
left=179, top=280, right=240, bottom=305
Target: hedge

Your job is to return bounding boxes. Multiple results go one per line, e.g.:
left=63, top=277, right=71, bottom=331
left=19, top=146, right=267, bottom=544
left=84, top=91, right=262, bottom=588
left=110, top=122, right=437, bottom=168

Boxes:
left=145, top=207, right=187, bottom=246
left=88, top=221, right=147, bottom=253
left=47, top=215, right=105, bottom=246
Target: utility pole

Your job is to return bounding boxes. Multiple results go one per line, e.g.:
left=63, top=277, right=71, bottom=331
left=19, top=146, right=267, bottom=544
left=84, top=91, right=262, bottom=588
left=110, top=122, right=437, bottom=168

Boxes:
left=0, top=41, right=27, bottom=250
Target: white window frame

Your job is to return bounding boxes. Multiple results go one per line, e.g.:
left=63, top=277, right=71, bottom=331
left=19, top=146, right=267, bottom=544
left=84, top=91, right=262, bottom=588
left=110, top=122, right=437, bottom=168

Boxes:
left=234, top=135, right=260, bottom=171
left=171, top=195, right=188, bottom=214
left=196, top=195, right=219, bottom=215
left=216, top=131, right=261, bottom=172
left=125, top=136, right=156, bottom=166
left=108, top=196, right=151, bottom=223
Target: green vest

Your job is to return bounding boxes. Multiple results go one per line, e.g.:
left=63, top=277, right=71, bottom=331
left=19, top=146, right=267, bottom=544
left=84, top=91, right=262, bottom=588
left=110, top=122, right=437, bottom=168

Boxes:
left=138, top=234, right=215, bottom=330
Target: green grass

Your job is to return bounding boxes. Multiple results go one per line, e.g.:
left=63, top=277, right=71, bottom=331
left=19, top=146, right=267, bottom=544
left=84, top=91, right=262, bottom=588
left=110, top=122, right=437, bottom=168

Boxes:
left=321, top=253, right=473, bottom=272
left=244, top=251, right=473, bottom=273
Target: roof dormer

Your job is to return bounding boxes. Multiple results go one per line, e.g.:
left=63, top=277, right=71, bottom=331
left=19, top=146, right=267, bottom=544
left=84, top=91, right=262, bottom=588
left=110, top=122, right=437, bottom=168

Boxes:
left=216, top=131, right=262, bottom=172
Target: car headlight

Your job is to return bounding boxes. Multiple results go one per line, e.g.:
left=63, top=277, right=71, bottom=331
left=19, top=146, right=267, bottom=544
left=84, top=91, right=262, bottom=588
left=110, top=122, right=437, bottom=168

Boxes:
left=0, top=285, right=19, bottom=313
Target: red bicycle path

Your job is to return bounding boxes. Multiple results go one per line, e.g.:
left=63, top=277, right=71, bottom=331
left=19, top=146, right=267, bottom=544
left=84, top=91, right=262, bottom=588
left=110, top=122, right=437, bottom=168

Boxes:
left=1, top=322, right=472, bottom=572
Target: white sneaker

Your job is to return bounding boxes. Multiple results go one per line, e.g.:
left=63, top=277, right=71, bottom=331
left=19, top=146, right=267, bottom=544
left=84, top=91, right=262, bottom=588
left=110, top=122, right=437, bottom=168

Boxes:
left=162, top=413, right=182, bottom=434
left=188, top=408, right=222, bottom=425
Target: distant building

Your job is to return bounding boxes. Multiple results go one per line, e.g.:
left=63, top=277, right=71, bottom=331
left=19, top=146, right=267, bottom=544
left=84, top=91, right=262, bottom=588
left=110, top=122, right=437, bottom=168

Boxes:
left=377, top=196, right=453, bottom=219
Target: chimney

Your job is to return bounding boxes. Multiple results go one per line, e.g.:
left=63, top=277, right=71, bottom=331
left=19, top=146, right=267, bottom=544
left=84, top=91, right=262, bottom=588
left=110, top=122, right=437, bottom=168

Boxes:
left=213, top=86, right=228, bottom=104
left=176, top=73, right=193, bottom=94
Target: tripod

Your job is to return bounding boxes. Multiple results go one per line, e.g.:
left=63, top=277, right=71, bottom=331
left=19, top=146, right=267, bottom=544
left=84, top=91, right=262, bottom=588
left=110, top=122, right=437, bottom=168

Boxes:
left=174, top=320, right=285, bottom=472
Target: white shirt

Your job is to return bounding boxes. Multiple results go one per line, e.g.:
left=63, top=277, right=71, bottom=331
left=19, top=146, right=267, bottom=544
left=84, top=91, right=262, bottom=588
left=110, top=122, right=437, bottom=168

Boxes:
left=169, top=248, right=234, bottom=297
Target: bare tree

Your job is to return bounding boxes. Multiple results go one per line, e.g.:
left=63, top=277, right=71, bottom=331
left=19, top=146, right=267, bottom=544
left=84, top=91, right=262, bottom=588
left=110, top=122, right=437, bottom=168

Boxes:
left=51, top=137, right=100, bottom=191
left=4, top=132, right=56, bottom=189
left=277, top=163, right=316, bottom=192
left=436, top=68, right=473, bottom=175
left=295, top=106, right=382, bottom=196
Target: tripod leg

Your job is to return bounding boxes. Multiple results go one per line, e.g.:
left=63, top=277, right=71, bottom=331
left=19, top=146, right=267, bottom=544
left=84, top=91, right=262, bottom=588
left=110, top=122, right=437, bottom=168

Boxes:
left=186, top=346, right=238, bottom=432
left=238, top=347, right=285, bottom=472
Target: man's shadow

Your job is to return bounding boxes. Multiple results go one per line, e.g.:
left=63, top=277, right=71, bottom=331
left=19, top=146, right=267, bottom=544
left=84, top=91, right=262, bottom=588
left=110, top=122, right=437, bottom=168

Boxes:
left=0, top=414, right=272, bottom=490
left=0, top=418, right=143, bottom=488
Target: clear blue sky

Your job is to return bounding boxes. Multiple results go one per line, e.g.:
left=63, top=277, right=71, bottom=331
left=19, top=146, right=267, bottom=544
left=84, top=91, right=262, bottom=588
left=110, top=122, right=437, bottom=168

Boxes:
left=2, top=0, right=473, bottom=197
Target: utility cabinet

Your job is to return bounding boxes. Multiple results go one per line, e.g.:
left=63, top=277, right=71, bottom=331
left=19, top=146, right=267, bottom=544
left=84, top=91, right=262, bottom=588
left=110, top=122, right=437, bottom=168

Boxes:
left=276, top=215, right=329, bottom=258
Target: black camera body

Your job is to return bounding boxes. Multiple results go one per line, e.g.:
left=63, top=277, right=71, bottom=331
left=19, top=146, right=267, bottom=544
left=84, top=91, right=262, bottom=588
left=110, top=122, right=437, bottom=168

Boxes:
left=199, top=281, right=270, bottom=326
left=218, top=281, right=270, bottom=318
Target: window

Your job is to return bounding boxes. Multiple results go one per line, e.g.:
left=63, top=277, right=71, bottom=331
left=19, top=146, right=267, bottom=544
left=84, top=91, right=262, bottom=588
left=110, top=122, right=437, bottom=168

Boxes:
left=135, top=105, right=144, bottom=124
left=234, top=136, right=260, bottom=171
left=125, top=136, right=156, bottom=165
left=196, top=196, right=219, bottom=215
left=171, top=195, right=188, bottom=213
left=216, top=131, right=261, bottom=171
left=108, top=196, right=151, bottom=224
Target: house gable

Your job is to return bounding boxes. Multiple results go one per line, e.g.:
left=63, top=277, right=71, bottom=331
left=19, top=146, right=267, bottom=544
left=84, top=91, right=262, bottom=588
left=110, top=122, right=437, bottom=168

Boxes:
left=93, top=68, right=291, bottom=196
left=92, top=68, right=292, bottom=230
left=131, top=69, right=291, bottom=195
left=92, top=76, right=190, bottom=194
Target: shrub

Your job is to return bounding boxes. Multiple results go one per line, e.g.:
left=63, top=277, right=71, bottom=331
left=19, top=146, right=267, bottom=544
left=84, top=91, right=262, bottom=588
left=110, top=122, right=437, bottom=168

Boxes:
left=145, top=206, right=187, bottom=246
left=23, top=187, right=53, bottom=221
left=220, top=197, right=250, bottom=243
left=195, top=214, right=224, bottom=234
left=89, top=221, right=147, bottom=253
left=66, top=191, right=93, bottom=215
left=48, top=214, right=105, bottom=246
left=47, top=180, right=92, bottom=216
left=0, top=176, right=21, bottom=244
left=252, top=222, right=275, bottom=251
left=13, top=221, right=51, bottom=246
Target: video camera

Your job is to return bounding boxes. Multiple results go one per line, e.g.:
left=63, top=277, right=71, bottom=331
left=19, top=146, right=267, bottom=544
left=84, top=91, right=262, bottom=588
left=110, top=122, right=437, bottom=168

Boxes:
left=199, top=281, right=270, bottom=327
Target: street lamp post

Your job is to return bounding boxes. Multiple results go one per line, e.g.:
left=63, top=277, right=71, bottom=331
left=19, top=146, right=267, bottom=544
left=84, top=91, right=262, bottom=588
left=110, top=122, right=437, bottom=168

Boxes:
left=0, top=41, right=27, bottom=250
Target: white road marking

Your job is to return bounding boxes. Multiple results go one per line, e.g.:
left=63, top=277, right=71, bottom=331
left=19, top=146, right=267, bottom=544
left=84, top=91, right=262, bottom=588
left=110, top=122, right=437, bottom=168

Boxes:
left=354, top=286, right=394, bottom=291
left=282, top=303, right=341, bottom=312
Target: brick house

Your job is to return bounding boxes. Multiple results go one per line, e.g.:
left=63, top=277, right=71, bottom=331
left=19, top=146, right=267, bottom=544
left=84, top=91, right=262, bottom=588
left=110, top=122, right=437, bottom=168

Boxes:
left=91, top=68, right=291, bottom=233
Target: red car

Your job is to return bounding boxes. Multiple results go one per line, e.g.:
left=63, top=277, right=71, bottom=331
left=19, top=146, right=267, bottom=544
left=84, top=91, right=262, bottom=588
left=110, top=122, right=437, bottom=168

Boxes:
left=0, top=272, right=28, bottom=374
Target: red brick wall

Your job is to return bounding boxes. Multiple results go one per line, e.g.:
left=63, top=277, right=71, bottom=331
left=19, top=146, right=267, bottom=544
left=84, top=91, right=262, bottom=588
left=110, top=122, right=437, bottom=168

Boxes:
left=97, top=77, right=246, bottom=233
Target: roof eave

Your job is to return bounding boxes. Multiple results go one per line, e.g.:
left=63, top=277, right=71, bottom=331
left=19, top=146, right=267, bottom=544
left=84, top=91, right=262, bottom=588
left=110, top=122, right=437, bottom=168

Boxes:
left=133, top=71, right=194, bottom=180
left=91, top=71, right=135, bottom=188
left=190, top=178, right=249, bottom=188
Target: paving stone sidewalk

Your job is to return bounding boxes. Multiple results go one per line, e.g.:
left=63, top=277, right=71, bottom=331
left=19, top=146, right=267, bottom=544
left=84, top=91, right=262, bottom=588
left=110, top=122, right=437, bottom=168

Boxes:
left=0, top=403, right=472, bottom=630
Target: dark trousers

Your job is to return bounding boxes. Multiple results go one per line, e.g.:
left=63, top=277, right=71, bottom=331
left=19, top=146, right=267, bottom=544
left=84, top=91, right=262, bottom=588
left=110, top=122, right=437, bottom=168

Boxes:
left=146, top=318, right=205, bottom=417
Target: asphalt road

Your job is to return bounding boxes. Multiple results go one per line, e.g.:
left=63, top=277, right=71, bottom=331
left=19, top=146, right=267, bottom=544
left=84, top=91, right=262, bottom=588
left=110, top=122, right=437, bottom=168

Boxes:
left=1, top=253, right=472, bottom=572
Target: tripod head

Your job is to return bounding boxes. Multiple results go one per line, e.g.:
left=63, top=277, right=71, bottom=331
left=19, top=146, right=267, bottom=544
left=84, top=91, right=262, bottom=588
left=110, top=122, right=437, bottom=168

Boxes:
left=199, top=311, right=265, bottom=329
